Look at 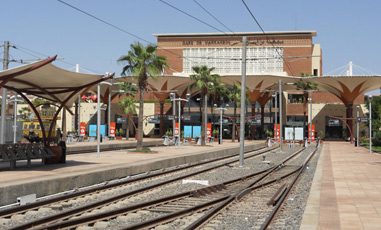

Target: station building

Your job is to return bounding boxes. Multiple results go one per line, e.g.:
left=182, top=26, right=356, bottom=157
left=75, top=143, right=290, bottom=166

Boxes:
left=152, top=31, right=366, bottom=140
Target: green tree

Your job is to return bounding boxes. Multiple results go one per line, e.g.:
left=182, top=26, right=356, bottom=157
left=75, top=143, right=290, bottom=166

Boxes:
left=208, top=74, right=229, bottom=135
left=294, top=73, right=317, bottom=134
left=190, top=65, right=218, bottom=146
left=118, top=42, right=169, bottom=150
left=119, top=96, right=138, bottom=140
left=229, top=83, right=241, bottom=142
left=366, top=96, right=381, bottom=143
left=18, top=106, right=31, bottom=121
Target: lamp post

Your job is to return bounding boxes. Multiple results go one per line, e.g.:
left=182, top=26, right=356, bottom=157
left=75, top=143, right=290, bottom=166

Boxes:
left=369, top=95, right=373, bottom=153
left=170, top=93, right=190, bottom=147
left=272, top=93, right=277, bottom=142
left=279, top=80, right=283, bottom=152
left=9, top=95, right=23, bottom=143
left=356, top=105, right=360, bottom=147
left=97, top=81, right=112, bottom=158
left=215, top=104, right=228, bottom=145
left=309, top=92, right=313, bottom=143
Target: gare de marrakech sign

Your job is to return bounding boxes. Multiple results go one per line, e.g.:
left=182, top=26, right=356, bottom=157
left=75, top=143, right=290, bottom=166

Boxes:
left=182, top=39, right=284, bottom=46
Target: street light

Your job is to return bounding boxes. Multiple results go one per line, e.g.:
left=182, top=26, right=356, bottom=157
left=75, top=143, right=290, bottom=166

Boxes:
left=9, top=94, right=23, bottom=143
left=369, top=95, right=373, bottom=153
left=97, top=81, right=112, bottom=158
left=356, top=105, right=360, bottom=147
left=215, top=104, right=228, bottom=145
left=170, top=93, right=190, bottom=147
left=272, top=93, right=277, bottom=142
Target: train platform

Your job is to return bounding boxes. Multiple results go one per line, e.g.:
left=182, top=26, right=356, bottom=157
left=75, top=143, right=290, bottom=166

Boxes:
left=301, top=142, right=381, bottom=230
left=0, top=138, right=264, bottom=206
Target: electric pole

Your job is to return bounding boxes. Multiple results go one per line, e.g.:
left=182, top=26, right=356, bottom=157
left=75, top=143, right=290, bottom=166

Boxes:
left=239, top=36, right=247, bottom=167
left=1, top=41, right=10, bottom=144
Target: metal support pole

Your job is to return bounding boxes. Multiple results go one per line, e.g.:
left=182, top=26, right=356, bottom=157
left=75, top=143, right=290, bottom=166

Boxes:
left=356, top=106, right=360, bottom=147
left=173, top=96, right=176, bottom=139
left=97, top=83, right=101, bottom=158
left=239, top=36, right=247, bottom=167
left=178, top=100, right=181, bottom=148
left=309, top=91, right=312, bottom=143
left=13, top=99, right=18, bottom=143
left=204, top=94, right=207, bottom=144
left=369, top=96, right=372, bottom=153
left=220, top=109, right=223, bottom=144
left=1, top=41, right=9, bottom=144
left=279, top=80, right=283, bottom=152
left=108, top=91, right=111, bottom=137
left=76, top=64, right=80, bottom=134
left=274, top=92, right=277, bottom=142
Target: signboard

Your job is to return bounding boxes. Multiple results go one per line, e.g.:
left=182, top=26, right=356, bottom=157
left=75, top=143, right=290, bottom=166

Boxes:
left=308, top=124, right=315, bottom=142
left=109, top=122, right=116, bottom=137
left=183, top=114, right=191, bottom=121
left=285, top=127, right=294, bottom=141
left=117, top=117, right=126, bottom=123
left=184, top=126, right=192, bottom=138
left=207, top=123, right=212, bottom=138
left=89, top=125, right=97, bottom=137
left=193, top=126, right=201, bottom=138
left=357, top=117, right=368, bottom=123
left=175, top=122, right=179, bottom=137
left=168, top=115, right=175, bottom=120
left=100, top=125, right=106, bottom=137
left=274, top=124, right=280, bottom=142
left=294, top=127, right=304, bottom=141
left=80, top=122, right=86, bottom=136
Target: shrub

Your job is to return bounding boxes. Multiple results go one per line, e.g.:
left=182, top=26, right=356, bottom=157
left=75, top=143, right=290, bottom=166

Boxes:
left=373, top=132, right=381, bottom=146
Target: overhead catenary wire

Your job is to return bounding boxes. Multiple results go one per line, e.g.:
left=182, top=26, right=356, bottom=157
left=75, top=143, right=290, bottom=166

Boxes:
left=241, top=0, right=296, bottom=76
left=192, top=0, right=235, bottom=34
left=158, top=0, right=226, bottom=34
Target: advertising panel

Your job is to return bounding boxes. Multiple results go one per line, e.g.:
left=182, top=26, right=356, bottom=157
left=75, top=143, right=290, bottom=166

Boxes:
left=109, top=122, right=116, bottom=137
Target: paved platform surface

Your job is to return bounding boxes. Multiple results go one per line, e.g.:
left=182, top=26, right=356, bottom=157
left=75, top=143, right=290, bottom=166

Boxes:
left=0, top=138, right=263, bottom=206
left=301, top=142, right=381, bottom=230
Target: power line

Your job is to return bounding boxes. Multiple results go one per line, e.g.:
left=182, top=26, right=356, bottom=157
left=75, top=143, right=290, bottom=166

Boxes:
left=158, top=0, right=226, bottom=34
left=192, top=0, right=235, bottom=33
left=10, top=42, right=103, bottom=74
left=57, top=0, right=151, bottom=44
left=241, top=0, right=296, bottom=76
left=56, top=0, right=189, bottom=73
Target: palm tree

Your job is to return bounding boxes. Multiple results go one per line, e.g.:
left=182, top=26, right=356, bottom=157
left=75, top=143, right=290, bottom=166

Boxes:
left=119, top=96, right=138, bottom=140
left=294, top=73, right=317, bottom=136
left=118, top=42, right=169, bottom=150
left=209, top=78, right=230, bottom=134
left=190, top=65, right=218, bottom=146
left=230, top=83, right=241, bottom=142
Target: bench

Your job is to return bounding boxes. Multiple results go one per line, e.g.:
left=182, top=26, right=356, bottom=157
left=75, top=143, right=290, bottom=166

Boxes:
left=0, top=143, right=56, bottom=169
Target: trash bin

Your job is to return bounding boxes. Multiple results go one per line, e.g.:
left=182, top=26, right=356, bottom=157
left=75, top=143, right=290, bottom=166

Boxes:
left=58, top=141, right=66, bottom=164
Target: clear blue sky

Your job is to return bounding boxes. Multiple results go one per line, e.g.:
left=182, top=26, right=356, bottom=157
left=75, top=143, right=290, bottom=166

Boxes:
left=2, top=0, right=381, bottom=77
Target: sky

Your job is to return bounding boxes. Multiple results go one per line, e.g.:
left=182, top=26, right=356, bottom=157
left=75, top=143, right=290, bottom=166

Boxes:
left=2, top=0, right=381, bottom=79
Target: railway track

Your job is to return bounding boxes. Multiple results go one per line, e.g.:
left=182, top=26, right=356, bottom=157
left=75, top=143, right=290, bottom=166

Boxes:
left=8, top=146, right=309, bottom=229
left=183, top=145, right=320, bottom=230
left=0, top=143, right=279, bottom=229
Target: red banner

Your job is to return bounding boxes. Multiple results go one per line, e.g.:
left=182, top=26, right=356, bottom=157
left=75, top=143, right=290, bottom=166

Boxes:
left=274, top=124, right=280, bottom=142
left=109, top=122, right=116, bottom=137
left=308, top=124, right=315, bottom=142
left=206, top=123, right=212, bottom=142
left=175, top=123, right=179, bottom=137
left=80, top=122, right=86, bottom=136
left=207, top=123, right=212, bottom=137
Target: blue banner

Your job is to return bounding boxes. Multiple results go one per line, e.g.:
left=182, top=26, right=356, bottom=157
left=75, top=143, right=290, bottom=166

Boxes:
left=192, top=126, right=201, bottom=138
left=89, top=125, right=97, bottom=137
left=184, top=126, right=192, bottom=138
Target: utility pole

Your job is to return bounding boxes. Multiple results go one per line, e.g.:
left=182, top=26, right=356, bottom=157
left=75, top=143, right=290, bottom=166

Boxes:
left=239, top=36, right=247, bottom=167
left=1, top=41, right=10, bottom=144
